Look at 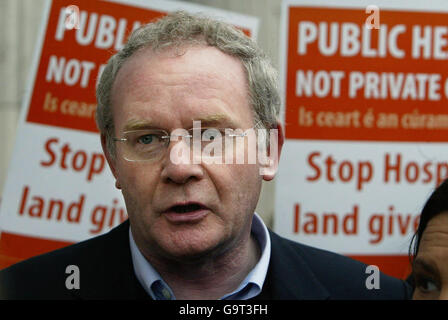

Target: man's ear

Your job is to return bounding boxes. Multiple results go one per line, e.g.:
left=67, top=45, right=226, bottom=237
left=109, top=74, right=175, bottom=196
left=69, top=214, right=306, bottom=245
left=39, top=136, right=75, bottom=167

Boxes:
left=101, top=133, right=121, bottom=189
left=260, top=121, right=284, bottom=181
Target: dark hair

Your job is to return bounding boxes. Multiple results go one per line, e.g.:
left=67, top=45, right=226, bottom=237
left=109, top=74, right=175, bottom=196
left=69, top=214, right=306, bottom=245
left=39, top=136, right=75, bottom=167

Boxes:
left=409, top=178, right=448, bottom=261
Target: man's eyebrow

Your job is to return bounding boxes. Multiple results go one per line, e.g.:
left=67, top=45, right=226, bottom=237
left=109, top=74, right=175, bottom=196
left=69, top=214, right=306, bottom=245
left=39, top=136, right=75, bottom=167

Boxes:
left=413, top=257, right=439, bottom=275
left=193, top=114, right=238, bottom=127
left=123, top=120, right=155, bottom=131
left=122, top=114, right=238, bottom=132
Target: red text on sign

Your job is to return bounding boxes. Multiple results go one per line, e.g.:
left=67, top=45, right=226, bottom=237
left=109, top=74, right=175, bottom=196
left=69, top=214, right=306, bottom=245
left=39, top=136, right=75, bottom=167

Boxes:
left=293, top=203, right=358, bottom=235
left=368, top=205, right=420, bottom=244
left=40, top=137, right=105, bottom=182
left=384, top=153, right=448, bottom=186
left=306, top=151, right=373, bottom=191
left=19, top=185, right=83, bottom=223
left=90, top=199, right=127, bottom=235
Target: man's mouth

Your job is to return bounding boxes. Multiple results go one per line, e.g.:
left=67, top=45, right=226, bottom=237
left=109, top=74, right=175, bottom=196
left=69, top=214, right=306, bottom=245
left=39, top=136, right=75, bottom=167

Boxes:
left=170, top=203, right=204, bottom=213
left=163, top=202, right=209, bottom=223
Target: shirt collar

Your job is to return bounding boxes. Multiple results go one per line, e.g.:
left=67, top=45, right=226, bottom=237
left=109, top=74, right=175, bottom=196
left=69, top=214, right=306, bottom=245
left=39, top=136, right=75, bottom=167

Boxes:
left=129, top=212, right=271, bottom=300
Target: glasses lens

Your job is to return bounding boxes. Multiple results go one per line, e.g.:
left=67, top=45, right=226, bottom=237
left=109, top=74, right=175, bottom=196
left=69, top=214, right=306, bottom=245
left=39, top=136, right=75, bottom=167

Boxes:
left=121, top=130, right=167, bottom=161
left=197, top=128, right=222, bottom=158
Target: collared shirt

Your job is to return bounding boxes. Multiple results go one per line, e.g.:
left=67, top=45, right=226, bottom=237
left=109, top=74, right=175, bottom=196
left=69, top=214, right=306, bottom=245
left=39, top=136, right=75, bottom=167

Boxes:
left=129, top=212, right=271, bottom=300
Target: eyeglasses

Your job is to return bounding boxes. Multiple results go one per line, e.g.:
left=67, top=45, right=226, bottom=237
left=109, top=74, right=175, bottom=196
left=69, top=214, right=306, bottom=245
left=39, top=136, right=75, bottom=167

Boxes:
left=113, top=125, right=259, bottom=162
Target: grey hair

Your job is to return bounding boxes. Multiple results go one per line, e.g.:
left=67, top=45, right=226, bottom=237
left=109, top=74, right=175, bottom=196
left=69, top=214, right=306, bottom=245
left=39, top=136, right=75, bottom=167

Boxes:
left=96, top=11, right=281, bottom=156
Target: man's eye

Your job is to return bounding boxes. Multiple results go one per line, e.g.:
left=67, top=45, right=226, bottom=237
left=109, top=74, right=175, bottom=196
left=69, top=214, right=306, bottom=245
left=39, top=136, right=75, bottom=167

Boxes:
left=416, top=276, right=439, bottom=293
left=202, top=129, right=221, bottom=141
left=138, top=134, right=156, bottom=145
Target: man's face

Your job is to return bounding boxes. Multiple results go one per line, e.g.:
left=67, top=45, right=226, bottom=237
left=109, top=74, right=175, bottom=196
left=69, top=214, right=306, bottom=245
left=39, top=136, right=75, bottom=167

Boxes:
left=106, top=45, right=271, bottom=261
left=412, top=212, right=448, bottom=300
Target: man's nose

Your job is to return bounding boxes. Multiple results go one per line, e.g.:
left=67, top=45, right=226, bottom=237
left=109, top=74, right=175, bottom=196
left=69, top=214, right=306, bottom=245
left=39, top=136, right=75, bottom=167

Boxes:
left=160, top=139, right=204, bottom=184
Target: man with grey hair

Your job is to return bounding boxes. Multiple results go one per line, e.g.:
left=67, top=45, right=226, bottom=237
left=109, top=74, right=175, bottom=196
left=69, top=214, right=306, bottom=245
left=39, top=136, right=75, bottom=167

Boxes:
left=0, top=11, right=411, bottom=300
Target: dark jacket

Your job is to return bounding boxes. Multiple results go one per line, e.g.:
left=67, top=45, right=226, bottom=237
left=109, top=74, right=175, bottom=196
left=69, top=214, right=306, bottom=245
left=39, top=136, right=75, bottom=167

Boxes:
left=0, top=220, right=411, bottom=300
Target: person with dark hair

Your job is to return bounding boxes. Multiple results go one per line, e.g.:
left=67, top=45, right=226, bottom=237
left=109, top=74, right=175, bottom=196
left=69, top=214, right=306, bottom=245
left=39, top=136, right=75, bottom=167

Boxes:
left=409, top=179, right=448, bottom=300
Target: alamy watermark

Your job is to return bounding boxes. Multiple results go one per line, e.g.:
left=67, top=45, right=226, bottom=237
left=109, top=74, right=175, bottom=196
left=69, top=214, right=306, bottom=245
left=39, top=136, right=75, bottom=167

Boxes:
left=64, top=5, right=80, bottom=30
left=365, top=265, right=380, bottom=290
left=365, top=5, right=380, bottom=30
left=167, top=121, right=279, bottom=175
left=65, top=264, right=80, bottom=290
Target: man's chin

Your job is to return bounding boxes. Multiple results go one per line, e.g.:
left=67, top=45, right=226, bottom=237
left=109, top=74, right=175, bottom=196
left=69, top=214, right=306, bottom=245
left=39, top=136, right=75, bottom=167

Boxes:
left=157, top=234, right=230, bottom=264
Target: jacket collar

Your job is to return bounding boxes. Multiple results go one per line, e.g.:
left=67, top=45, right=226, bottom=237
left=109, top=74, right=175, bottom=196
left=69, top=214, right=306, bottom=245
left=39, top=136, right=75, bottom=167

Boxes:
left=261, top=230, right=330, bottom=300
left=71, top=220, right=150, bottom=300
left=72, top=221, right=330, bottom=300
